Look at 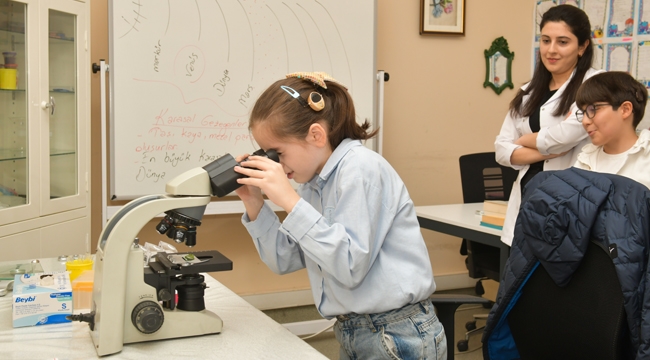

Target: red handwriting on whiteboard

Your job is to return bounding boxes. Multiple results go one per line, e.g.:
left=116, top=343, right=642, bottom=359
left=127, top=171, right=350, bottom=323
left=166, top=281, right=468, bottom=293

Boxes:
left=149, top=127, right=174, bottom=138
left=180, top=128, right=202, bottom=143
left=200, top=116, right=247, bottom=129
left=207, top=129, right=230, bottom=141
left=134, top=141, right=178, bottom=153
left=154, top=109, right=196, bottom=126
left=234, top=133, right=252, bottom=145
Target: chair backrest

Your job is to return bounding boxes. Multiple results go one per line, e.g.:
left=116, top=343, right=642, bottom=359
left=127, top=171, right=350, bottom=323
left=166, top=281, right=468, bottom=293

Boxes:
left=458, top=152, right=518, bottom=281
left=459, top=152, right=518, bottom=203
left=507, top=241, right=630, bottom=359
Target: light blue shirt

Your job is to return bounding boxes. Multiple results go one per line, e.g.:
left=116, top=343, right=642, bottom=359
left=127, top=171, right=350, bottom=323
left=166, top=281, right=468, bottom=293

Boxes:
left=242, top=139, right=436, bottom=318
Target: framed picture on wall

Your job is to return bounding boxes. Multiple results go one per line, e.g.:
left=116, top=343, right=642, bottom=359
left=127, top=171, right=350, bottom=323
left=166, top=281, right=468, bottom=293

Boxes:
left=420, top=0, right=465, bottom=35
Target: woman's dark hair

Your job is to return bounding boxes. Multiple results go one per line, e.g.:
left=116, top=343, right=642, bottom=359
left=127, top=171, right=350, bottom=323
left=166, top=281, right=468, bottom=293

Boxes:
left=249, top=77, right=377, bottom=150
left=509, top=5, right=593, bottom=118
left=576, top=72, right=648, bottom=127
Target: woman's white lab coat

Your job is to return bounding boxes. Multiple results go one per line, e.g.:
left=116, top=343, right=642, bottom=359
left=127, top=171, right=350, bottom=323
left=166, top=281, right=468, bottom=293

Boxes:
left=494, top=67, right=602, bottom=246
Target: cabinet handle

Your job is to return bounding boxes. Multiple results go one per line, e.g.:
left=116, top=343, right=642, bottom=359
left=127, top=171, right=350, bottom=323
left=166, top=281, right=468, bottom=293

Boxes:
left=41, top=96, right=56, bottom=115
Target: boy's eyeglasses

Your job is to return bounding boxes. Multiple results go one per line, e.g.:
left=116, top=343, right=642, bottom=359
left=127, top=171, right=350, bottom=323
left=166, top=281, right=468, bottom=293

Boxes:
left=575, top=104, right=613, bottom=122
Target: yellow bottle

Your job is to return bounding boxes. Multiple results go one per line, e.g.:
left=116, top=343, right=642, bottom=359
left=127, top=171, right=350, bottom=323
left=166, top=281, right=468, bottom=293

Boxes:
left=0, top=68, right=17, bottom=89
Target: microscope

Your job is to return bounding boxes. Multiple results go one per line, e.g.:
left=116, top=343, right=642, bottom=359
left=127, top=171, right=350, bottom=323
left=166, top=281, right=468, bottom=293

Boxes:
left=71, top=150, right=278, bottom=356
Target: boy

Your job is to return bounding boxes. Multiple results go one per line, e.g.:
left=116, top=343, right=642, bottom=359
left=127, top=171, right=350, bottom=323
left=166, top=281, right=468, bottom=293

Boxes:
left=573, top=71, right=650, bottom=188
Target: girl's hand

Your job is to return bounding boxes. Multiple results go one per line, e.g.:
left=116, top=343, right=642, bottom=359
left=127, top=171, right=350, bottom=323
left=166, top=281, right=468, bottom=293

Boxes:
left=233, top=154, right=265, bottom=218
left=235, top=156, right=300, bottom=213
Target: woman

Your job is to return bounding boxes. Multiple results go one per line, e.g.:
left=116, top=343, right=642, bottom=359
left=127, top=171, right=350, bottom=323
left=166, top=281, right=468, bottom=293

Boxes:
left=495, top=5, right=603, bottom=246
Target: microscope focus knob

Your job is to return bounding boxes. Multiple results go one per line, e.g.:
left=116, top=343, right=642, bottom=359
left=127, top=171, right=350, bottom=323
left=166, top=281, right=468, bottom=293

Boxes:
left=131, top=301, right=164, bottom=334
left=158, top=288, right=173, bottom=302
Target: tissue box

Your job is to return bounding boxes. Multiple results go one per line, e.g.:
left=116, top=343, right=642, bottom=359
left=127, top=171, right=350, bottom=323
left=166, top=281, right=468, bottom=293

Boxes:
left=12, top=272, right=72, bottom=327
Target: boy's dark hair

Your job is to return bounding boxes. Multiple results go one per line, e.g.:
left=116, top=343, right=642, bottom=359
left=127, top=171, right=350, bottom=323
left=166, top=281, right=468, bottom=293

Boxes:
left=576, top=72, right=648, bottom=128
left=250, top=77, right=377, bottom=150
left=510, top=5, right=593, bottom=118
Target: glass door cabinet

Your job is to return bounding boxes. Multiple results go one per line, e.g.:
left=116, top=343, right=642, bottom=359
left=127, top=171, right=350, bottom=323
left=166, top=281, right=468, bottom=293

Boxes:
left=0, top=0, right=89, bottom=260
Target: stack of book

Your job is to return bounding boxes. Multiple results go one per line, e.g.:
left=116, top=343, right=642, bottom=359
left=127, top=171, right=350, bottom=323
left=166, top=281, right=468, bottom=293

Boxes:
left=480, top=200, right=508, bottom=230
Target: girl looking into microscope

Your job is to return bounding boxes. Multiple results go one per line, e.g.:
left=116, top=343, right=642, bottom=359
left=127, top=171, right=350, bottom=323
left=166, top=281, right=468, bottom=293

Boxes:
left=233, top=72, right=447, bottom=359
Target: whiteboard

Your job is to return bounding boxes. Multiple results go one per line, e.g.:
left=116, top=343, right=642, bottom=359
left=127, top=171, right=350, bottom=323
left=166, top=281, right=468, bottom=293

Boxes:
left=109, top=0, right=377, bottom=199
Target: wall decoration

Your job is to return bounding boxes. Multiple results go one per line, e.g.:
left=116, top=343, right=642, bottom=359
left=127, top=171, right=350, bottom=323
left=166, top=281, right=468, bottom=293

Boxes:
left=636, top=41, right=650, bottom=88
left=606, top=42, right=633, bottom=71
left=532, top=0, right=648, bottom=95
left=420, top=0, right=465, bottom=35
left=535, top=0, right=558, bottom=41
left=532, top=0, right=650, bottom=129
left=606, top=0, right=635, bottom=37
left=484, top=37, right=515, bottom=95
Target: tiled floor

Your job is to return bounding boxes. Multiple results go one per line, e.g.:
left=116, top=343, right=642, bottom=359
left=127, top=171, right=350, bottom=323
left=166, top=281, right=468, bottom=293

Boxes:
left=263, top=288, right=490, bottom=360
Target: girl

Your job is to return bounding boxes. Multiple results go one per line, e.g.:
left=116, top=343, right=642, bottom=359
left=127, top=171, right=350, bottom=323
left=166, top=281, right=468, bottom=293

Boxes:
left=495, top=5, right=603, bottom=246
left=234, top=72, right=446, bottom=359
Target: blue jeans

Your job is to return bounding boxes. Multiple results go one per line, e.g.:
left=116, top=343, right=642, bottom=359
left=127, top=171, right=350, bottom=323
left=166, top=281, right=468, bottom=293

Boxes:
left=333, top=299, right=447, bottom=360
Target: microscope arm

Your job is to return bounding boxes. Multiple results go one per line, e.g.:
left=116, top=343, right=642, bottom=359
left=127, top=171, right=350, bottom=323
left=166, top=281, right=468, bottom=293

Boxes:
left=165, top=167, right=212, bottom=196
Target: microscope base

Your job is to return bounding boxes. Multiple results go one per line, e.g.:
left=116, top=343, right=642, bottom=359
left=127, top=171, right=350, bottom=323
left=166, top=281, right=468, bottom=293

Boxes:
left=93, top=242, right=230, bottom=356
left=124, top=308, right=223, bottom=344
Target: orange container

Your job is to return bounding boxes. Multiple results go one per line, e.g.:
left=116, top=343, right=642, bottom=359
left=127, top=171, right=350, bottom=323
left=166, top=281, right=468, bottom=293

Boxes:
left=71, top=270, right=94, bottom=310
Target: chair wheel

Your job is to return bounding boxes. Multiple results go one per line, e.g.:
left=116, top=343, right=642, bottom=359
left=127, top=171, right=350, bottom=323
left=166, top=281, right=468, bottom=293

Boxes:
left=457, top=339, right=469, bottom=352
left=465, top=320, right=477, bottom=331
left=475, top=280, right=485, bottom=296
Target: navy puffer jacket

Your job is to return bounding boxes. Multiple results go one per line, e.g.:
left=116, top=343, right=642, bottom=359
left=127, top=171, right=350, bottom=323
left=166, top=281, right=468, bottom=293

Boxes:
left=482, top=167, right=650, bottom=359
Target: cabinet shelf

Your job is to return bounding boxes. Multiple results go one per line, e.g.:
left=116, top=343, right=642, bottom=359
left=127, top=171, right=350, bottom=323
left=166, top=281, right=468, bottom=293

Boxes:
left=0, top=89, right=74, bottom=93
left=50, top=88, right=75, bottom=93
left=49, top=36, right=74, bottom=43
left=50, top=150, right=76, bottom=157
left=1, top=28, right=74, bottom=43
left=0, top=27, right=25, bottom=44
left=0, top=24, right=25, bottom=34
left=0, top=149, right=76, bottom=162
left=0, top=194, right=26, bottom=208
left=0, top=149, right=25, bottom=161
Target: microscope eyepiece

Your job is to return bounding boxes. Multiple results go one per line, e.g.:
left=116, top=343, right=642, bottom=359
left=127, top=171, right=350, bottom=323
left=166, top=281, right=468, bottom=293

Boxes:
left=152, top=150, right=280, bottom=249
left=202, top=148, right=279, bottom=197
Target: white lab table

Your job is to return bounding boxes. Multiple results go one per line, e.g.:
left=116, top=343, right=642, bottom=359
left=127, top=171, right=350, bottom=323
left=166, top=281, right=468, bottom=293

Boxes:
left=0, top=258, right=327, bottom=359
left=415, top=203, right=509, bottom=279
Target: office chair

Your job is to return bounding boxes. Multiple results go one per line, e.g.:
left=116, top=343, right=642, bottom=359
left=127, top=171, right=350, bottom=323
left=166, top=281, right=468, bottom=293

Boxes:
left=456, top=152, right=517, bottom=351
left=507, top=240, right=630, bottom=359
left=429, top=294, right=492, bottom=360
